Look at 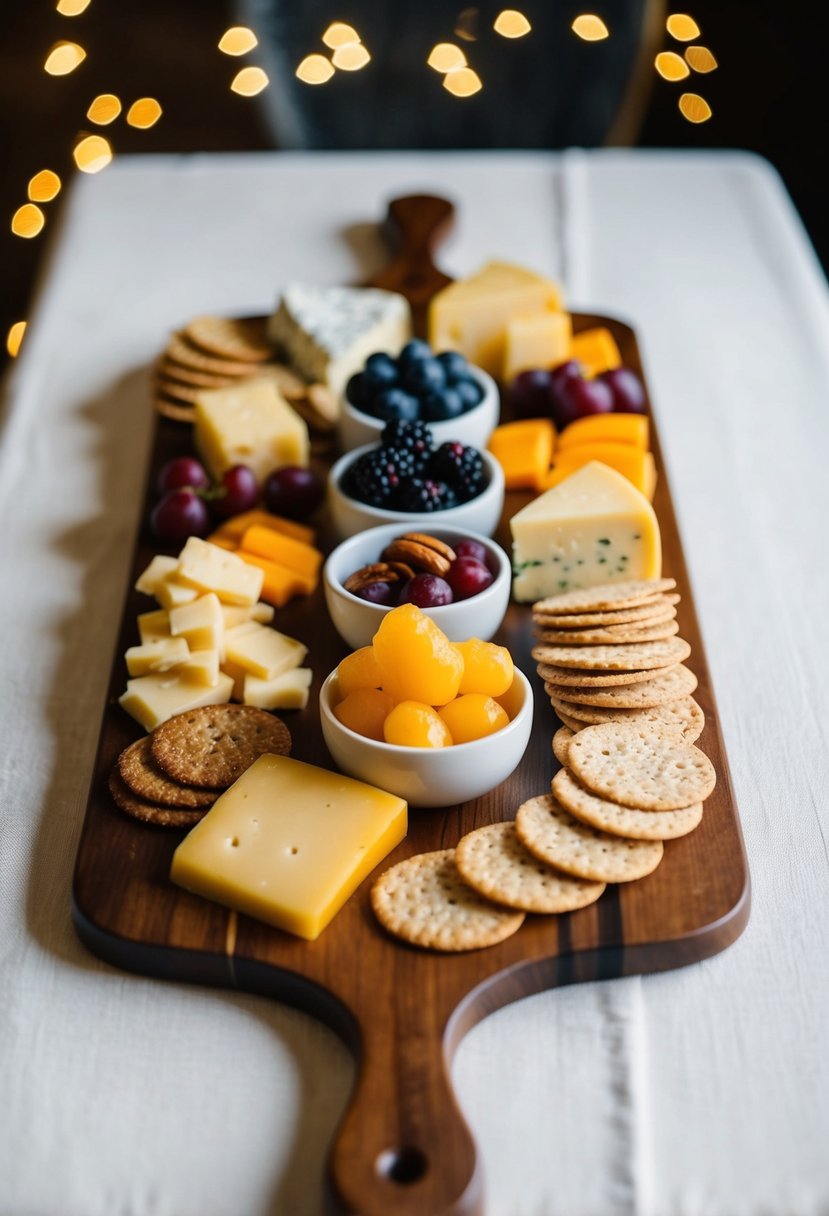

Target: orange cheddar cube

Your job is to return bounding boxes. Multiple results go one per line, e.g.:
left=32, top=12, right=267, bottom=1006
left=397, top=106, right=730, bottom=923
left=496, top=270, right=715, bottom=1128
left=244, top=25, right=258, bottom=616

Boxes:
left=542, top=444, right=656, bottom=501
left=239, top=525, right=322, bottom=585
left=208, top=508, right=316, bottom=548
left=558, top=413, right=649, bottom=452
left=488, top=418, right=556, bottom=492
left=234, top=551, right=315, bottom=606
left=570, top=328, right=622, bottom=378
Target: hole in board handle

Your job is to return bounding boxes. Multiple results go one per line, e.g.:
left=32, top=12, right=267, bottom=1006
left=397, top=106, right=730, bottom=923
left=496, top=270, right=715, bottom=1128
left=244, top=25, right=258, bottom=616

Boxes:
left=375, top=1146, right=428, bottom=1185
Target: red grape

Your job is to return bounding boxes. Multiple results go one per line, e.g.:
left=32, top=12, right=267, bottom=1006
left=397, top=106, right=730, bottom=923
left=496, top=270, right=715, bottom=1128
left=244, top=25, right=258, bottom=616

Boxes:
left=453, top=539, right=488, bottom=566
left=156, top=456, right=209, bottom=495
left=550, top=374, right=613, bottom=429
left=599, top=367, right=647, bottom=414
left=212, top=465, right=259, bottom=520
left=446, top=557, right=493, bottom=600
left=151, top=489, right=210, bottom=544
left=398, top=574, right=454, bottom=608
left=355, top=581, right=397, bottom=605
left=509, top=369, right=553, bottom=419
left=262, top=466, right=325, bottom=520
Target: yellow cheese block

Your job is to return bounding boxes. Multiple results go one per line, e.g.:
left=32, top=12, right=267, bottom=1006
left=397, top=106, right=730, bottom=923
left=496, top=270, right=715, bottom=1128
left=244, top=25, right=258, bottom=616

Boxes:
left=510, top=461, right=661, bottom=601
left=234, top=551, right=315, bottom=607
left=488, top=419, right=556, bottom=491
left=170, top=754, right=408, bottom=940
left=557, top=413, right=649, bottom=452
left=169, top=593, right=224, bottom=652
left=503, top=311, right=572, bottom=382
left=570, top=327, right=622, bottom=378
left=543, top=444, right=656, bottom=500
left=223, top=621, right=308, bottom=680
left=137, top=609, right=171, bottom=644
left=175, top=648, right=221, bottom=687
left=243, top=666, right=313, bottom=709
left=194, top=377, right=309, bottom=485
left=209, top=508, right=316, bottom=548
left=220, top=602, right=275, bottom=629
left=119, top=671, right=234, bottom=731
left=176, top=538, right=264, bottom=607
left=428, top=261, right=564, bottom=378
left=154, top=573, right=199, bottom=611
left=134, top=555, right=178, bottom=598
left=125, top=637, right=190, bottom=676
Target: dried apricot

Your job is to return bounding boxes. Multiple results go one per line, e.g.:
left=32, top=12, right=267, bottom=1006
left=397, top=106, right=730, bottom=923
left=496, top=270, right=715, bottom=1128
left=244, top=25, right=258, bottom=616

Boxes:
left=438, top=693, right=509, bottom=744
left=454, top=639, right=514, bottom=697
left=334, top=687, right=394, bottom=741
left=372, top=604, right=463, bottom=706
left=383, top=701, right=453, bottom=748
left=337, top=645, right=383, bottom=697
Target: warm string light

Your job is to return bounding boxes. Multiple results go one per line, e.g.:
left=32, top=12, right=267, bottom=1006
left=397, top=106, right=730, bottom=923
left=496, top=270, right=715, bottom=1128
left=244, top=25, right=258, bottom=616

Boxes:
left=655, top=51, right=689, bottom=81
left=443, top=67, right=482, bottom=96
left=230, top=66, right=269, bottom=96
left=685, top=45, right=717, bottom=73
left=679, top=92, right=711, bottom=122
left=56, top=0, right=91, bottom=14
left=322, top=22, right=360, bottom=49
left=28, top=170, right=62, bottom=202
left=127, top=98, right=162, bottom=128
left=6, top=322, right=26, bottom=359
left=295, top=21, right=370, bottom=85
left=428, top=43, right=467, bottom=72
left=218, top=27, right=258, bottom=56
left=662, top=14, right=714, bottom=122
left=44, top=41, right=86, bottom=74
left=295, top=55, right=335, bottom=85
left=493, top=10, right=531, bottom=38
left=454, top=8, right=479, bottom=41
left=11, top=204, right=45, bottom=239
left=667, top=13, right=701, bottom=41
left=572, top=15, right=610, bottom=41
left=87, top=93, right=121, bottom=123
left=73, top=133, right=112, bottom=173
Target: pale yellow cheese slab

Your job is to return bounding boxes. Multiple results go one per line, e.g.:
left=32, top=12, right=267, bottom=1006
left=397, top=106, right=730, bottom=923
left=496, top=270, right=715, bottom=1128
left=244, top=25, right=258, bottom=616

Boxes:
left=176, top=538, right=264, bottom=606
left=170, top=755, right=408, bottom=940
left=169, top=593, right=224, bottom=652
left=243, top=666, right=312, bottom=709
left=194, top=377, right=309, bottom=484
left=125, top=637, right=190, bottom=676
left=223, top=622, right=307, bottom=680
left=118, top=670, right=233, bottom=731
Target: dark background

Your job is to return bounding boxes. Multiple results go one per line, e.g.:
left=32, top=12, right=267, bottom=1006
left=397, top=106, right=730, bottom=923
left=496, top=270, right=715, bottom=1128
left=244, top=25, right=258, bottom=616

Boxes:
left=2, top=0, right=826, bottom=370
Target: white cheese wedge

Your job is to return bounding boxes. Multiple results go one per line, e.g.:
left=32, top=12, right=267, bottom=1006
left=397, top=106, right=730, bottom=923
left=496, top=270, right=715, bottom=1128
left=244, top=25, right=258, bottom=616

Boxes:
left=509, top=461, right=662, bottom=602
left=268, top=284, right=411, bottom=396
left=134, top=555, right=178, bottom=598
left=118, top=671, right=233, bottom=731
left=243, top=666, right=312, bottom=710
left=176, top=538, right=263, bottom=607
left=170, top=755, right=408, bottom=940
left=125, top=637, right=190, bottom=676
left=194, top=377, right=309, bottom=485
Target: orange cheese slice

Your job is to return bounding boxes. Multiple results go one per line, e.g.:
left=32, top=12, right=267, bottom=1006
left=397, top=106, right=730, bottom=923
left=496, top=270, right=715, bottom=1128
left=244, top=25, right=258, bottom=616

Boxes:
left=557, top=413, right=649, bottom=452
left=208, top=508, right=316, bottom=548
left=542, top=444, right=656, bottom=500
left=570, top=328, right=622, bottom=378
left=239, top=525, right=323, bottom=585
left=488, top=419, right=556, bottom=491
left=234, top=551, right=316, bottom=606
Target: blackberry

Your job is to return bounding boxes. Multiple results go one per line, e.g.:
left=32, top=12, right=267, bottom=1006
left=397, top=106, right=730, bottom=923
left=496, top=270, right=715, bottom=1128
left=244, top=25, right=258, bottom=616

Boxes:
left=395, top=478, right=459, bottom=513
left=380, top=419, right=435, bottom=471
left=343, top=446, right=416, bottom=507
left=429, top=441, right=486, bottom=502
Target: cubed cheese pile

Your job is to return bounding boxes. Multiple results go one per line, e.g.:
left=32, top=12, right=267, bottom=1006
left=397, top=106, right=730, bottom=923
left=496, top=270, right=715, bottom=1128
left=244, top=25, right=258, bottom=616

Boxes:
left=119, top=537, right=312, bottom=731
left=207, top=509, right=323, bottom=607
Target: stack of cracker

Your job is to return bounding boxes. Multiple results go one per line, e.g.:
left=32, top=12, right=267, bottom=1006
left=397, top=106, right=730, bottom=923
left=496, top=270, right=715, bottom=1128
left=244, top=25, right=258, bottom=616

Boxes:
left=155, top=314, right=338, bottom=434
left=109, top=704, right=291, bottom=828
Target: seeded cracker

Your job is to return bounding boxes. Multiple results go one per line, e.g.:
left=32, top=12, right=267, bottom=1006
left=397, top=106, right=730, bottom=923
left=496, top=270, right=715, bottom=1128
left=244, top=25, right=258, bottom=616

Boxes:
left=532, top=636, right=691, bottom=672
left=185, top=316, right=272, bottom=363
left=371, top=850, right=524, bottom=952
left=108, top=768, right=206, bottom=829
left=151, top=705, right=291, bottom=789
left=165, top=332, right=263, bottom=377
left=454, top=822, right=606, bottom=913
left=532, top=596, right=679, bottom=629
left=537, top=663, right=670, bottom=689
left=118, top=736, right=216, bottom=809
left=568, top=723, right=716, bottom=811
left=549, top=694, right=705, bottom=742
left=516, top=794, right=664, bottom=883
left=535, top=620, right=680, bottom=645
left=552, top=769, right=703, bottom=841
left=532, top=578, right=676, bottom=615
left=548, top=664, right=698, bottom=707
left=553, top=707, right=586, bottom=733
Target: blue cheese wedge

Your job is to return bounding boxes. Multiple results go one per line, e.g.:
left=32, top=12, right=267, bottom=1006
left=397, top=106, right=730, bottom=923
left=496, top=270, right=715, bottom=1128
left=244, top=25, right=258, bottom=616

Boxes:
left=268, top=284, right=411, bottom=395
left=510, top=461, right=662, bottom=602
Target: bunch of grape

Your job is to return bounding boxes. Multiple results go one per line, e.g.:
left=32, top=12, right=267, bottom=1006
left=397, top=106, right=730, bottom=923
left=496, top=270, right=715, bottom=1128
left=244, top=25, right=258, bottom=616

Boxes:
left=510, top=361, right=647, bottom=430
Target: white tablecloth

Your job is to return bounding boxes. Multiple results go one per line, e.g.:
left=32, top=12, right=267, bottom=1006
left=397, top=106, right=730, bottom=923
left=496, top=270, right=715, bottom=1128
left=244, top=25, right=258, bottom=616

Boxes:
left=2, top=150, right=827, bottom=1216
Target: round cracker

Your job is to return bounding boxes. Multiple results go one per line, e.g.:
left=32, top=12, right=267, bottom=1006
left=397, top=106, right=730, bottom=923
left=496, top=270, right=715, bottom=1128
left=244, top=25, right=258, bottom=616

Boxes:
left=552, top=769, right=703, bottom=840
left=515, top=794, right=664, bottom=883
left=118, top=736, right=216, bottom=808
left=185, top=316, right=272, bottom=363
left=538, top=663, right=673, bottom=688
left=108, top=767, right=206, bottom=829
left=155, top=358, right=243, bottom=389
left=371, top=850, right=525, bottom=952
left=454, top=822, right=606, bottom=913
left=568, top=723, right=716, bottom=811
left=154, top=376, right=207, bottom=405
left=151, top=705, right=291, bottom=789
left=549, top=694, right=705, bottom=743
left=532, top=597, right=679, bottom=629
left=532, top=636, right=691, bottom=672
left=554, top=707, right=586, bottom=733
left=532, top=579, right=676, bottom=615
left=154, top=395, right=195, bottom=424
left=545, top=664, right=697, bottom=706
left=535, top=620, right=680, bottom=645
left=552, top=726, right=574, bottom=766
left=165, top=332, right=265, bottom=376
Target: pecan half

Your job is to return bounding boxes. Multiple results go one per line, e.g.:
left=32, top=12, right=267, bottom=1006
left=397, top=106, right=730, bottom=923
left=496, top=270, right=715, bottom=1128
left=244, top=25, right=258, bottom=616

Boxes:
left=343, top=561, right=414, bottom=594
left=382, top=533, right=456, bottom=577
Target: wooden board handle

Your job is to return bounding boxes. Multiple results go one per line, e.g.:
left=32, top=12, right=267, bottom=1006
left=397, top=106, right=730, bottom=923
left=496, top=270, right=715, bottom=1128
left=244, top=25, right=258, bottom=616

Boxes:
left=366, top=193, right=456, bottom=336
left=328, top=1008, right=482, bottom=1215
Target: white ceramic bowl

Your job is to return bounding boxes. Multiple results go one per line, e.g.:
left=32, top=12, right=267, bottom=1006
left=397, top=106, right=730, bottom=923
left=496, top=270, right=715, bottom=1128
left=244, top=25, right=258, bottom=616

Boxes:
left=328, top=446, right=505, bottom=541
left=319, top=667, right=534, bottom=808
left=338, top=366, right=500, bottom=453
left=323, top=523, right=511, bottom=649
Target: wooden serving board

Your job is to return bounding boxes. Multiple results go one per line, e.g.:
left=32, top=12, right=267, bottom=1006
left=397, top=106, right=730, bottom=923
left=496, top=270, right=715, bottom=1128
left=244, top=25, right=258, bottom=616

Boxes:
left=72, top=197, right=749, bottom=1216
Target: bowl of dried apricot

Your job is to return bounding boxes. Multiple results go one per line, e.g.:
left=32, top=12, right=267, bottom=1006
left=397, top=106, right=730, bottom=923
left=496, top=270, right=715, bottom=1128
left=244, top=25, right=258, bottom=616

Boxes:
left=319, top=604, right=533, bottom=807
left=322, top=523, right=512, bottom=650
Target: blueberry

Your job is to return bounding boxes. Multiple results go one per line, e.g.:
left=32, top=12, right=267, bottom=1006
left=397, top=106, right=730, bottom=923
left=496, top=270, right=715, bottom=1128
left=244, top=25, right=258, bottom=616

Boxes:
left=374, top=388, right=421, bottom=422
left=398, top=339, right=433, bottom=369
left=362, top=352, right=399, bottom=394
left=401, top=356, right=447, bottom=397
left=421, top=387, right=464, bottom=422
left=453, top=376, right=484, bottom=411
left=437, top=350, right=470, bottom=382
left=346, top=371, right=374, bottom=412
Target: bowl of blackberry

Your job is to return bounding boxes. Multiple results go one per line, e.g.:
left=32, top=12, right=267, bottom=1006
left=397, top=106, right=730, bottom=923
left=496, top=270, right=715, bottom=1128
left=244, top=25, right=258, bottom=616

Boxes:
left=339, top=340, right=499, bottom=453
left=328, top=419, right=505, bottom=540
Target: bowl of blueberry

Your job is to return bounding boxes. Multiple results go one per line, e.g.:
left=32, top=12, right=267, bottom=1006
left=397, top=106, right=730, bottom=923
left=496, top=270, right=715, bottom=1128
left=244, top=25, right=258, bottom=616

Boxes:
left=328, top=419, right=505, bottom=540
left=323, top=523, right=512, bottom=649
left=340, top=339, right=499, bottom=453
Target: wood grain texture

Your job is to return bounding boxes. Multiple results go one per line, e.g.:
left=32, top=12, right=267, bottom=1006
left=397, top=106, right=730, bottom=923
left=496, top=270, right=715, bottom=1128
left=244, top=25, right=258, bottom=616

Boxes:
left=72, top=199, right=749, bottom=1216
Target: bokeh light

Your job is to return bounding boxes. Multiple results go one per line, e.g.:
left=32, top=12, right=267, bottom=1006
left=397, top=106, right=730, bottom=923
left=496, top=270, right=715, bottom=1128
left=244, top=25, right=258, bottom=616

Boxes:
left=493, top=10, right=531, bottom=38
left=322, top=23, right=360, bottom=49
left=218, top=27, right=258, bottom=56
left=73, top=134, right=113, bottom=173
left=655, top=51, right=690, bottom=80
left=428, top=43, right=467, bottom=72
left=28, top=170, right=62, bottom=203
left=127, top=98, right=163, bottom=128
left=56, top=0, right=91, bottom=15
left=6, top=322, right=26, bottom=359
left=572, top=15, right=610, bottom=41
left=332, top=44, right=371, bottom=71
left=11, top=205, right=45, bottom=239
left=44, top=41, right=87, bottom=75
left=87, top=93, right=121, bottom=124
left=230, top=66, right=269, bottom=96
left=454, top=8, right=479, bottom=41
left=667, top=13, right=700, bottom=41
left=295, top=55, right=335, bottom=85
left=679, top=92, right=712, bottom=122
left=443, top=67, right=482, bottom=97
left=685, top=45, right=717, bottom=73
